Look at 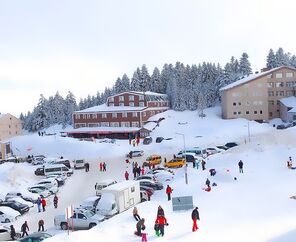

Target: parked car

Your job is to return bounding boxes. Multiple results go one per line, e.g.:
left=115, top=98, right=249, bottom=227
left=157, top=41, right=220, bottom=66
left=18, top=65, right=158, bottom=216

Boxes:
left=205, top=147, right=223, bottom=156
left=35, top=178, right=58, bottom=189
left=80, top=196, right=101, bottom=213
left=216, top=145, right=228, bottom=150
left=29, top=184, right=58, bottom=195
left=224, top=142, right=239, bottom=149
left=0, top=226, right=21, bottom=241
left=143, top=155, right=162, bottom=166
left=140, top=190, right=149, bottom=202
left=276, top=124, right=287, bottom=129
left=34, top=167, right=45, bottom=176
left=0, top=201, right=29, bottom=215
left=139, top=180, right=163, bottom=190
left=176, top=154, right=195, bottom=163
left=153, top=170, right=174, bottom=183
left=155, top=137, right=164, bottom=143
left=5, top=192, right=38, bottom=203
left=178, top=147, right=207, bottom=158
left=18, top=232, right=52, bottom=241
left=126, top=150, right=144, bottom=158
left=45, top=174, right=66, bottom=186
left=54, top=208, right=104, bottom=230
left=143, top=136, right=153, bottom=145
left=27, top=187, right=51, bottom=198
left=135, top=175, right=156, bottom=182
left=74, top=159, right=85, bottom=169
left=5, top=197, right=34, bottom=208
left=140, top=186, right=154, bottom=197
left=0, top=206, right=20, bottom=223
left=163, top=157, right=186, bottom=168
left=147, top=167, right=174, bottom=175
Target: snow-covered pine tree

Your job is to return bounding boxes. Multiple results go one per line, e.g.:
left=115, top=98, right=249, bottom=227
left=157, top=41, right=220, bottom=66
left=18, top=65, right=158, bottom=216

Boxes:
left=150, top=67, right=161, bottom=93
left=266, top=49, right=277, bottom=69
left=130, top=68, right=142, bottom=91
left=161, top=64, right=174, bottom=94
left=275, top=47, right=290, bottom=66
left=121, top=74, right=130, bottom=92
left=64, top=91, right=77, bottom=126
left=239, top=52, right=252, bottom=75
left=140, top=64, right=150, bottom=92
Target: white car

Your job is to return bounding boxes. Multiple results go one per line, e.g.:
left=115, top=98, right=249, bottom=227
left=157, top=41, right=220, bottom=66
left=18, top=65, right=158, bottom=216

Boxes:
left=36, top=178, right=58, bottom=188
left=80, top=196, right=101, bottom=212
left=0, top=207, right=20, bottom=223
left=206, top=147, right=223, bottom=156
left=5, top=191, right=38, bottom=203
left=6, top=197, right=34, bottom=208
left=27, top=187, right=51, bottom=198
left=29, top=184, right=58, bottom=195
left=126, top=150, right=144, bottom=158
left=0, top=226, right=21, bottom=241
left=153, top=170, right=174, bottom=183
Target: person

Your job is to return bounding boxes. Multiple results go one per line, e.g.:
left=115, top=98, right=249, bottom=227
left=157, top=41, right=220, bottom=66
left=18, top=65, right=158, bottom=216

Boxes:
left=36, top=197, right=41, bottom=212
left=136, top=136, right=140, bottom=146
left=125, top=171, right=129, bottom=180
left=21, top=221, right=29, bottom=237
left=155, top=215, right=168, bottom=237
left=204, top=186, right=211, bottom=192
left=38, top=219, right=44, bottom=232
left=287, top=157, right=293, bottom=168
left=10, top=225, right=16, bottom=240
left=205, top=178, right=210, bottom=188
left=95, top=182, right=98, bottom=190
left=132, top=139, right=136, bottom=147
left=99, top=162, right=103, bottom=172
left=166, top=185, right=173, bottom=201
left=133, top=166, right=137, bottom=179
left=85, top=162, right=89, bottom=172
left=137, top=166, right=141, bottom=177
left=129, top=151, right=133, bottom=159
left=157, top=206, right=165, bottom=217
left=209, top=168, right=216, bottom=176
left=125, top=159, right=130, bottom=164
left=141, top=232, right=147, bottom=242
left=238, top=160, right=244, bottom=173
left=135, top=218, right=145, bottom=236
left=53, top=195, right=58, bottom=208
left=41, top=197, right=46, bottom=212
left=133, top=206, right=141, bottom=221
left=141, top=166, right=145, bottom=175
left=191, top=207, right=200, bottom=232
left=103, top=162, right=106, bottom=172
left=201, top=160, right=206, bottom=170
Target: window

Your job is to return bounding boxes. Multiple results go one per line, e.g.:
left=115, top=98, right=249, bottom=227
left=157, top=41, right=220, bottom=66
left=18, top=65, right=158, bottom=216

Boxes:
left=88, top=123, right=98, bottom=127
left=268, top=91, right=274, bottom=96
left=132, top=112, right=138, bottom=117
left=122, top=112, right=127, bottom=118
left=276, top=91, right=284, bottom=96
left=286, top=91, right=293, bottom=96
left=102, top=113, right=107, bottom=119
left=238, top=111, right=241, bottom=115
left=268, top=100, right=274, bottom=105
left=238, top=102, right=241, bottom=106
left=86, top=114, right=90, bottom=119
left=286, top=81, right=294, bottom=87
left=112, top=113, right=117, bottom=118
left=9, top=125, right=11, bottom=128
left=93, top=114, right=97, bottom=119
left=254, top=111, right=257, bottom=114
left=139, top=102, right=145, bottom=107
left=83, top=114, right=86, bottom=119
left=233, top=112, right=237, bottom=115
left=75, top=114, right=80, bottom=119
left=131, top=186, right=135, bottom=192
left=275, top=73, right=283, bottom=78
left=267, top=82, right=274, bottom=88
left=139, top=95, right=144, bottom=101
left=119, top=103, right=124, bottom=106
left=267, top=74, right=272, bottom=78
left=275, top=82, right=284, bottom=87
left=129, top=95, right=134, bottom=101
left=119, top=96, right=124, bottom=102
left=233, top=102, right=237, bottom=106
left=78, top=214, right=86, bottom=219
left=143, top=112, right=146, bottom=117
left=110, top=122, right=119, bottom=127
left=260, top=110, right=263, bottom=114
left=131, top=122, right=139, bottom=127
left=121, top=122, right=130, bottom=127
left=246, top=111, right=249, bottom=114
left=286, top=72, right=293, bottom=78
left=129, top=102, right=134, bottom=107
left=101, top=122, right=109, bottom=127
left=269, top=112, right=273, bottom=117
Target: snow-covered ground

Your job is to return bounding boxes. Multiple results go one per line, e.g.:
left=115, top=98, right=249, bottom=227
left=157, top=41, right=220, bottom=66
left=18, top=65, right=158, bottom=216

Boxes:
left=2, top=106, right=296, bottom=242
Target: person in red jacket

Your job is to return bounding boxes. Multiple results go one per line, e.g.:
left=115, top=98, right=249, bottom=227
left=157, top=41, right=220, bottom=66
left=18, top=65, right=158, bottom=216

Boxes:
left=41, top=198, right=46, bottom=212
left=166, top=185, right=173, bottom=201
left=155, top=215, right=168, bottom=237
left=125, top=171, right=129, bottom=180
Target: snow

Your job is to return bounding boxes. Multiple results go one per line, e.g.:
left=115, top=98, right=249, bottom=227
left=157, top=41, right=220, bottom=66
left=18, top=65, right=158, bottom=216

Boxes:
left=280, top=96, right=296, bottom=108
left=2, top=106, right=296, bottom=241
left=76, top=104, right=145, bottom=113
left=102, top=180, right=139, bottom=192
left=0, top=206, right=20, bottom=218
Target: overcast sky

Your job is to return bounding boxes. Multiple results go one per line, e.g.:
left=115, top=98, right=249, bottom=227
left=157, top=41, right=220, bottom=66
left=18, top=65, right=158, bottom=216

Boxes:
left=1, top=0, right=296, bottom=116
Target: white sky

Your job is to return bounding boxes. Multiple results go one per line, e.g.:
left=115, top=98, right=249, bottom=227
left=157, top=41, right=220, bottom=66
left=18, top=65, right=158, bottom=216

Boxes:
left=1, top=0, right=296, bottom=116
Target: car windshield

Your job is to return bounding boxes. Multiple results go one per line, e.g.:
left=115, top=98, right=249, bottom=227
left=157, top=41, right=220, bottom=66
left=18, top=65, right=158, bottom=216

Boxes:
left=76, top=160, right=84, bottom=163
left=84, top=210, right=95, bottom=218
left=11, top=201, right=22, bottom=206
left=146, top=156, right=152, bottom=161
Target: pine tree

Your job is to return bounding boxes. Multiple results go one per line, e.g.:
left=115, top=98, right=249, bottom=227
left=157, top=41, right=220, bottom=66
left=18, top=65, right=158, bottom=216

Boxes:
left=275, top=47, right=290, bottom=66
left=130, top=68, right=141, bottom=91
left=121, top=74, right=130, bottom=92
left=239, top=52, right=252, bottom=75
left=266, top=49, right=277, bottom=69
left=150, top=67, right=161, bottom=92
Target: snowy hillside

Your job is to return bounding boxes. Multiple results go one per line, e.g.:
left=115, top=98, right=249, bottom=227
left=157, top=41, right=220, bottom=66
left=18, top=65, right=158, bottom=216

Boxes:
left=3, top=107, right=296, bottom=242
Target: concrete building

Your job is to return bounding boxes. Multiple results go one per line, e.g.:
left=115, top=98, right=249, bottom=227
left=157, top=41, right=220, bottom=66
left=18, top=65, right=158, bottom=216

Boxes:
left=0, top=113, right=22, bottom=141
left=220, top=66, right=296, bottom=121
left=69, top=91, right=170, bottom=139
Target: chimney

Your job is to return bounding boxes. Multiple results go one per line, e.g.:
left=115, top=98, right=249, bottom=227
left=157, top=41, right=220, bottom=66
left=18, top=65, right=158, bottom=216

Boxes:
left=261, top=67, right=270, bottom=73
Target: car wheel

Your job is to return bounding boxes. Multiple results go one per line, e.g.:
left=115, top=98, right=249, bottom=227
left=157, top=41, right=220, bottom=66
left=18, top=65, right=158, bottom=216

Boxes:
left=89, top=223, right=97, bottom=229
left=4, top=218, right=10, bottom=223
left=61, top=222, right=68, bottom=230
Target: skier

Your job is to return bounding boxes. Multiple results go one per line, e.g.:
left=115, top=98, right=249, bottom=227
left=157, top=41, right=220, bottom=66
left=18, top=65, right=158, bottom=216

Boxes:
left=10, top=225, right=16, bottom=240
left=238, top=160, right=244, bottom=173
left=41, top=197, right=46, bottom=212
left=205, top=178, right=211, bottom=188
left=38, top=219, right=44, bottom=232
left=103, top=162, right=106, bottom=172
left=21, top=221, right=29, bottom=237
left=53, top=195, right=58, bottom=208
left=141, top=166, right=145, bottom=175
left=137, top=166, right=141, bottom=177
left=209, top=168, right=216, bottom=176
left=125, top=171, right=129, bottom=180
left=135, top=218, right=145, bottom=236
left=155, top=215, right=168, bottom=237
left=191, top=207, right=200, bottom=232
left=99, top=162, right=103, bottom=172
left=201, top=160, right=206, bottom=170
left=133, top=166, right=137, bottom=179
left=166, top=185, right=173, bottom=201
left=133, top=206, right=141, bottom=221
left=36, top=197, right=41, bottom=212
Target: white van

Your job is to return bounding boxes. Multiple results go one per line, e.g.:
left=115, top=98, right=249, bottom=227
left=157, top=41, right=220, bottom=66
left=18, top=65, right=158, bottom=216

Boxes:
left=178, top=147, right=207, bottom=158
left=95, top=179, right=117, bottom=196
left=74, top=159, right=85, bottom=169
left=44, top=164, right=73, bottom=176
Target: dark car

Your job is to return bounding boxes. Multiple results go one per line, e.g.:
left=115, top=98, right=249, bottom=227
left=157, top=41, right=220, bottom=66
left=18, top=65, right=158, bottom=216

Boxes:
left=177, top=154, right=195, bottom=163
left=216, top=145, right=228, bottom=150
left=156, top=137, right=164, bottom=143
left=143, top=137, right=153, bottom=145
left=35, top=167, right=45, bottom=176
left=224, top=142, right=239, bottom=149
left=0, top=201, right=30, bottom=214
left=140, top=186, right=154, bottom=197
left=18, top=232, right=52, bottom=241
left=276, top=124, right=286, bottom=129
left=139, top=180, right=163, bottom=190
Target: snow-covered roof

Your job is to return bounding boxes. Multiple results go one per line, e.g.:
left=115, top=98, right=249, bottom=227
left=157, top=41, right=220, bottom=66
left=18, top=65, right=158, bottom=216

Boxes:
left=129, top=91, right=167, bottom=97
left=279, top=96, right=296, bottom=108
left=288, top=107, right=296, bottom=113
left=220, top=66, right=295, bottom=91
left=76, top=104, right=146, bottom=113
left=102, top=180, right=139, bottom=192
left=66, top=126, right=141, bottom=134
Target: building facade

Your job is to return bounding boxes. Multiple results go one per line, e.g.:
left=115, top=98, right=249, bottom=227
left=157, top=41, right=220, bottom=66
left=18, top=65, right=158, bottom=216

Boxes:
left=220, top=66, right=296, bottom=121
left=70, top=91, right=169, bottom=139
left=0, top=113, right=23, bottom=141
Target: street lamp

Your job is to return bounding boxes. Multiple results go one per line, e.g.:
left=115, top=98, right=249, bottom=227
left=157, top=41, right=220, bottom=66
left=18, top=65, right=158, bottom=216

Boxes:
left=244, top=121, right=251, bottom=143
left=176, top=132, right=188, bottom=184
